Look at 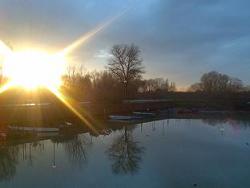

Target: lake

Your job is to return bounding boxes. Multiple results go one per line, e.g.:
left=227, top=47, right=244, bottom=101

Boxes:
left=0, top=118, right=250, bottom=188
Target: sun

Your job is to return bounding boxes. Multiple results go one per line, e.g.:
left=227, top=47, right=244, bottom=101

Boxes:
left=0, top=12, right=123, bottom=133
left=2, top=50, right=66, bottom=90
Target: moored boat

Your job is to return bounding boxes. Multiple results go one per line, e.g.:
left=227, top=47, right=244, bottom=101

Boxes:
left=8, top=126, right=59, bottom=132
left=109, top=115, right=142, bottom=121
left=133, top=111, right=156, bottom=117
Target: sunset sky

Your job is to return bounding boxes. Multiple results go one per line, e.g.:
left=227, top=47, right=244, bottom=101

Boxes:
left=0, top=0, right=249, bottom=88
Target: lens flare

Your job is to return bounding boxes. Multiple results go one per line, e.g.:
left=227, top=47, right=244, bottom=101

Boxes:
left=0, top=9, right=129, bottom=130
left=0, top=40, right=12, bottom=56
left=2, top=50, right=66, bottom=89
left=0, top=10, right=128, bottom=90
left=0, top=81, right=14, bottom=94
left=61, top=9, right=128, bottom=55
left=47, top=86, right=98, bottom=134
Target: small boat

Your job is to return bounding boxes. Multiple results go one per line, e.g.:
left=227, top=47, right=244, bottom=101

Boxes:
left=133, top=112, right=156, bottom=117
left=109, top=115, right=142, bottom=121
left=8, top=126, right=59, bottom=132
left=36, top=132, right=59, bottom=137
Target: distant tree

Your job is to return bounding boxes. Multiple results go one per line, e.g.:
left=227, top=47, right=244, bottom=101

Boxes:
left=91, top=71, right=122, bottom=102
left=107, top=44, right=144, bottom=98
left=169, top=82, right=176, bottom=92
left=62, top=65, right=92, bottom=100
left=127, top=78, right=144, bottom=97
left=201, top=71, right=229, bottom=92
left=228, top=77, right=243, bottom=92
left=189, top=71, right=243, bottom=93
left=164, top=79, right=170, bottom=91
left=188, top=83, right=203, bottom=92
left=140, top=78, right=173, bottom=93
left=144, top=79, right=158, bottom=93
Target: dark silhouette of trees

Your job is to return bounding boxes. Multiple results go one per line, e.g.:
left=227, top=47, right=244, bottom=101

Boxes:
left=228, top=78, right=244, bottom=92
left=91, top=71, right=122, bottom=102
left=62, top=65, right=92, bottom=100
left=169, top=82, right=176, bottom=92
left=61, top=65, right=178, bottom=101
left=189, top=71, right=243, bottom=93
left=142, top=78, right=168, bottom=93
left=137, top=78, right=176, bottom=96
left=106, top=126, right=145, bottom=175
left=59, top=44, right=179, bottom=101
left=188, top=83, right=203, bottom=92
left=107, top=44, right=144, bottom=98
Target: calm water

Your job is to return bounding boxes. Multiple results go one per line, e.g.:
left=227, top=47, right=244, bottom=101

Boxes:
left=0, top=119, right=250, bottom=188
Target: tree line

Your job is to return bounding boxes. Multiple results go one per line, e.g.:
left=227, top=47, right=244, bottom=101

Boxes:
left=1, top=43, right=249, bottom=102
left=188, top=71, right=249, bottom=93
left=63, top=43, right=250, bottom=103
left=62, top=44, right=176, bottom=102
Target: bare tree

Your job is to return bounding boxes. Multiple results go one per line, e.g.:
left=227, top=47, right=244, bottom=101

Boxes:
left=62, top=65, right=92, bottom=100
left=188, top=83, right=203, bottom=92
left=189, top=71, right=244, bottom=93
left=141, top=78, right=169, bottom=93
left=169, top=82, right=176, bottom=92
left=107, top=44, right=144, bottom=98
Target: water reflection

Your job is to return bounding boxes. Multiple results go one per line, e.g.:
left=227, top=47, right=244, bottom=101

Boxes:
left=202, top=118, right=228, bottom=126
left=0, top=145, right=19, bottom=181
left=0, top=117, right=250, bottom=187
left=63, top=135, right=91, bottom=168
left=0, top=141, right=46, bottom=182
left=51, top=133, right=92, bottom=169
left=202, top=118, right=250, bottom=127
left=107, top=126, right=145, bottom=175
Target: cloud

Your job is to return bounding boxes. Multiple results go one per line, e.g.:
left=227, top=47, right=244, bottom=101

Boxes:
left=94, top=49, right=112, bottom=59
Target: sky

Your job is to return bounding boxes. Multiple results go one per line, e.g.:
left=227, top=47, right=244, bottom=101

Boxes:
left=0, top=0, right=249, bottom=89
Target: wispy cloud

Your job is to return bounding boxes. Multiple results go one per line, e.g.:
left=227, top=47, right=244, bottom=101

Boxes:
left=94, top=49, right=112, bottom=59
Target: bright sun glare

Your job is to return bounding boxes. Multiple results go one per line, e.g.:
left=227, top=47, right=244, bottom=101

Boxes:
left=2, top=50, right=66, bottom=89
left=0, top=11, right=124, bottom=91
left=0, top=11, right=123, bottom=133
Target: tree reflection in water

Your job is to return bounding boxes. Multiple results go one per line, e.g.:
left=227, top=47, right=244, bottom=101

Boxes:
left=202, top=118, right=250, bottom=129
left=63, top=135, right=91, bottom=169
left=0, top=145, right=19, bottom=181
left=107, top=126, right=145, bottom=175
left=0, top=140, right=45, bottom=181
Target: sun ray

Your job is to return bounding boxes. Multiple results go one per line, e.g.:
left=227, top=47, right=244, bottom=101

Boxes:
left=47, top=86, right=98, bottom=134
left=0, top=81, right=14, bottom=94
left=0, top=40, right=12, bottom=56
left=60, top=9, right=129, bottom=56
